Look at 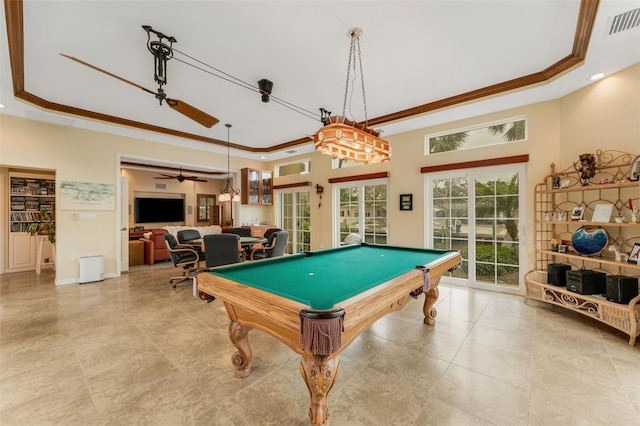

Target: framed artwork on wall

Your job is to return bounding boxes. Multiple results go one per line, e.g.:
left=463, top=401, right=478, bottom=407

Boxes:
left=400, top=194, right=413, bottom=211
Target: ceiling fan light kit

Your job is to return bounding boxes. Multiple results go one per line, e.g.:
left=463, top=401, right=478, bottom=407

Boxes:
left=313, top=27, right=391, bottom=164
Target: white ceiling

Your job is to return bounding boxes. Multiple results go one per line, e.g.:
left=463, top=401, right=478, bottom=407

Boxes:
left=1, top=0, right=639, bottom=165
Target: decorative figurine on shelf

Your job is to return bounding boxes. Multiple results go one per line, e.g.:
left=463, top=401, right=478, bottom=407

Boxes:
left=608, top=244, right=629, bottom=263
left=573, top=153, right=596, bottom=186
left=550, top=238, right=559, bottom=252
left=550, top=162, right=560, bottom=189
left=632, top=207, right=639, bottom=224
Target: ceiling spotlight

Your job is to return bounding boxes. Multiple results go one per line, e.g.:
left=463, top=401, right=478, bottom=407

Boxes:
left=258, top=79, right=273, bottom=102
left=589, top=73, right=606, bottom=81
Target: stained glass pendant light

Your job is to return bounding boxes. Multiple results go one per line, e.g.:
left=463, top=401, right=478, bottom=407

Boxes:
left=313, top=28, right=391, bottom=164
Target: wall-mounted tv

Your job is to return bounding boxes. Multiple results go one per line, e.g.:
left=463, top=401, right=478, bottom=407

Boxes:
left=134, top=197, right=185, bottom=223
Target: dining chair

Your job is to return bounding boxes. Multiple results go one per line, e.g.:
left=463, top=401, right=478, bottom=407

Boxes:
left=196, top=233, right=246, bottom=303
left=249, top=231, right=288, bottom=260
left=203, top=233, right=245, bottom=268
left=163, top=233, right=202, bottom=288
left=226, top=227, right=252, bottom=237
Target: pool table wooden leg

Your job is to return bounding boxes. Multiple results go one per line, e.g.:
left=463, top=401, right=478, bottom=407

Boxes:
left=229, top=321, right=252, bottom=378
left=299, top=356, right=340, bottom=426
left=423, top=285, right=440, bottom=325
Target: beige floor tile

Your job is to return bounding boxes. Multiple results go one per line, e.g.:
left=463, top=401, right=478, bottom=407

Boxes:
left=2, top=269, right=639, bottom=425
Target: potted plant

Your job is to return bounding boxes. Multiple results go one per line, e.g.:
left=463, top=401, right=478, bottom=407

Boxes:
left=27, top=207, right=55, bottom=243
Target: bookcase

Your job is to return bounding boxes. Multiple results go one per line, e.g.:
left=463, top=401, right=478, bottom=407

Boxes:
left=524, top=150, right=640, bottom=345
left=8, top=172, right=56, bottom=272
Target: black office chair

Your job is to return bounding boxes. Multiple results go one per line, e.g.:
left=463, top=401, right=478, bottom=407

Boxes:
left=164, top=233, right=202, bottom=288
left=177, top=229, right=201, bottom=244
left=263, top=227, right=282, bottom=240
left=227, top=227, right=252, bottom=237
left=196, top=234, right=246, bottom=303
left=203, top=233, right=246, bottom=268
left=177, top=229, right=203, bottom=255
left=250, top=231, right=288, bottom=260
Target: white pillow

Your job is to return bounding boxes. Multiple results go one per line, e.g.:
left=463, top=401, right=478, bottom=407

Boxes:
left=143, top=232, right=152, bottom=240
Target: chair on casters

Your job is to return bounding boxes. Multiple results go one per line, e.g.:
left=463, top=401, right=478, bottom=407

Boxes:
left=164, top=234, right=202, bottom=288
left=249, top=231, right=288, bottom=260
left=227, top=227, right=252, bottom=237
left=263, top=227, right=282, bottom=240
left=196, top=234, right=246, bottom=302
left=177, top=229, right=203, bottom=255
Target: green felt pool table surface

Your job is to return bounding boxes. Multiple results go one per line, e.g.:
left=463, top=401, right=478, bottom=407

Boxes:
left=208, top=243, right=456, bottom=310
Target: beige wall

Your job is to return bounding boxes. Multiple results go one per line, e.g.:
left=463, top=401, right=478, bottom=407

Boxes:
left=2, top=62, right=639, bottom=284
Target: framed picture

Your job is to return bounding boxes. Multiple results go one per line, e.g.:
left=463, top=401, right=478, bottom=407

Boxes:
left=560, top=179, right=570, bottom=189
left=570, top=206, right=585, bottom=221
left=629, top=243, right=640, bottom=264
left=400, top=194, right=413, bottom=211
left=591, top=203, right=614, bottom=223
left=629, top=155, right=640, bottom=181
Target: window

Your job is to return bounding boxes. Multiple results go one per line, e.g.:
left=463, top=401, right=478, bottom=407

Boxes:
left=332, top=158, right=363, bottom=169
left=196, top=194, right=216, bottom=222
left=427, top=164, right=525, bottom=291
left=276, top=159, right=310, bottom=177
left=278, top=190, right=311, bottom=254
left=335, top=178, right=388, bottom=245
left=426, top=117, right=527, bottom=155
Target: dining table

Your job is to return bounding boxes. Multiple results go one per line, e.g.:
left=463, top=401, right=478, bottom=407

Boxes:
left=188, top=236, right=267, bottom=253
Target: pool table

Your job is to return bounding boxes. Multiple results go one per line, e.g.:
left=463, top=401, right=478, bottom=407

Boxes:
left=196, top=243, right=461, bottom=425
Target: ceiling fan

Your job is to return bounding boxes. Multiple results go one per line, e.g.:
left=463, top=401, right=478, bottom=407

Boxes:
left=60, top=25, right=218, bottom=128
left=154, top=168, right=208, bottom=183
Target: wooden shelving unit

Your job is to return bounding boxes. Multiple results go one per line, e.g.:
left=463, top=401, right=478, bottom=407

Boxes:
left=8, top=172, right=56, bottom=272
left=524, top=150, right=640, bottom=345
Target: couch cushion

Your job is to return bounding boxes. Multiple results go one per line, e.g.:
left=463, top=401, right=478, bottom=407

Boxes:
left=163, top=225, right=222, bottom=237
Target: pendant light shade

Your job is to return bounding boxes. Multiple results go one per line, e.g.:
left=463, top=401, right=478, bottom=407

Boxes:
left=313, top=28, right=390, bottom=164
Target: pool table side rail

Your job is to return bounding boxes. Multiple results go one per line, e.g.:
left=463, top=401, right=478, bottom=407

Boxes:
left=197, top=272, right=310, bottom=355
left=196, top=250, right=461, bottom=360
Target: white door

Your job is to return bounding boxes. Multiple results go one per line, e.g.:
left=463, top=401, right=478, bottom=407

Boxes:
left=426, top=164, right=526, bottom=292
left=120, top=176, right=129, bottom=273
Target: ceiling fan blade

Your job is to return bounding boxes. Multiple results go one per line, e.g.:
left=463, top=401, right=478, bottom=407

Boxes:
left=154, top=176, right=176, bottom=179
left=166, top=98, right=219, bottom=128
left=60, top=53, right=156, bottom=96
left=186, top=177, right=208, bottom=182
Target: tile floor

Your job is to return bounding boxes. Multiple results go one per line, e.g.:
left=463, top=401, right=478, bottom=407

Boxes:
left=1, top=266, right=639, bottom=425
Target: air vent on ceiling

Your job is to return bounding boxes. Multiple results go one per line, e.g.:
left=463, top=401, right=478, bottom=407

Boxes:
left=285, top=150, right=297, bottom=154
left=608, top=8, right=640, bottom=35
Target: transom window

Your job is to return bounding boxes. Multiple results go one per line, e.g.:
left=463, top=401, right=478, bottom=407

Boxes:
left=426, top=117, right=527, bottom=155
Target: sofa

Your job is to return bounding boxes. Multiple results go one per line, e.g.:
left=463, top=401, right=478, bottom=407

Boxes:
left=140, top=225, right=222, bottom=264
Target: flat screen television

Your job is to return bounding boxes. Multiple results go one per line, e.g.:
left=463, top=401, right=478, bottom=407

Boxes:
left=135, top=197, right=185, bottom=223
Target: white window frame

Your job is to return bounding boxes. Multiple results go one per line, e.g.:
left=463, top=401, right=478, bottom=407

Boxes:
left=332, top=177, right=388, bottom=246
left=424, top=116, right=528, bottom=156
left=425, top=163, right=527, bottom=295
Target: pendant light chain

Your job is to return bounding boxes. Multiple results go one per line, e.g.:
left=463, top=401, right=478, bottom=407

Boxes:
left=341, top=28, right=368, bottom=127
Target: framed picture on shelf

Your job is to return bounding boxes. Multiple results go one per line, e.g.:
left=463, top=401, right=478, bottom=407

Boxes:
left=560, top=179, right=570, bottom=189
left=570, top=206, right=585, bottom=221
left=591, top=203, right=614, bottom=223
left=629, top=243, right=640, bottom=264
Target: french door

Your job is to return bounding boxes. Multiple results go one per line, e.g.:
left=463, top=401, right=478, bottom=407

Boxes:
left=278, top=189, right=311, bottom=254
left=426, top=164, right=526, bottom=291
left=334, top=178, right=388, bottom=245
